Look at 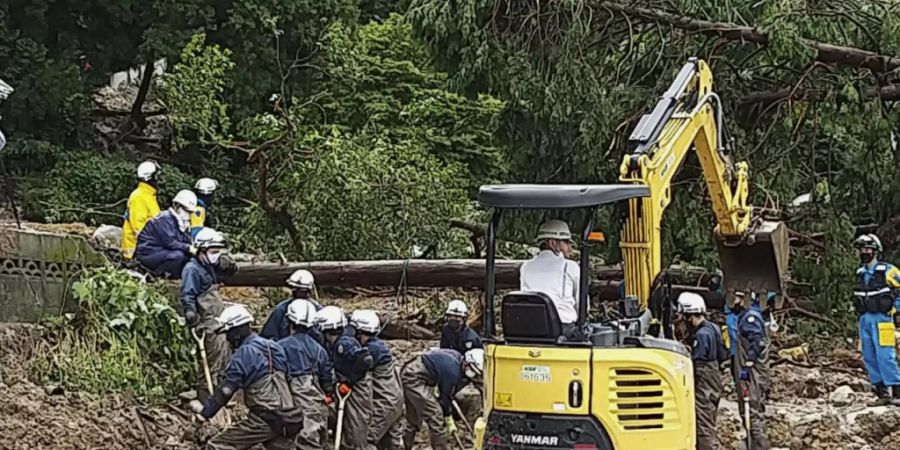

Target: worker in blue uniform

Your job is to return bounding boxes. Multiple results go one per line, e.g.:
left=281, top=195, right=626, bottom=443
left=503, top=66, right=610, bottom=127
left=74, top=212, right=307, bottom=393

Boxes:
left=261, top=269, right=323, bottom=343
left=731, top=291, right=771, bottom=450
left=439, top=300, right=482, bottom=355
left=192, top=304, right=303, bottom=450
left=678, top=292, right=727, bottom=450
left=320, top=306, right=373, bottom=450
left=350, top=310, right=404, bottom=450
left=279, top=299, right=334, bottom=450
left=191, top=177, right=219, bottom=238
left=853, top=234, right=900, bottom=406
left=401, top=348, right=484, bottom=450
left=136, top=189, right=198, bottom=278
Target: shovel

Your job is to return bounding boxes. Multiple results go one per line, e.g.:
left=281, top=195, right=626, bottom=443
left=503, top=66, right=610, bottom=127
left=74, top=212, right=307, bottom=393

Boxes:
left=742, top=383, right=751, bottom=450
left=452, top=400, right=473, bottom=433
left=191, top=328, right=231, bottom=425
left=334, top=385, right=352, bottom=450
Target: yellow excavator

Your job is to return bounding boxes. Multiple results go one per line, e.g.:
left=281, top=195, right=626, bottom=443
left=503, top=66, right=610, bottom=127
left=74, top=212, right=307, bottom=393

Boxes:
left=472, top=58, right=789, bottom=450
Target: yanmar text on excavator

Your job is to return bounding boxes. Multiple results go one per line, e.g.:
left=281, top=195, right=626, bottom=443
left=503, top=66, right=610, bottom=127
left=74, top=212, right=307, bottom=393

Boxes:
left=471, top=58, right=789, bottom=450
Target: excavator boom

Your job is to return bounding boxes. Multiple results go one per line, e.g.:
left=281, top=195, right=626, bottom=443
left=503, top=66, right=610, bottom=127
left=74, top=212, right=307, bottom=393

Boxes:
left=618, top=58, right=789, bottom=306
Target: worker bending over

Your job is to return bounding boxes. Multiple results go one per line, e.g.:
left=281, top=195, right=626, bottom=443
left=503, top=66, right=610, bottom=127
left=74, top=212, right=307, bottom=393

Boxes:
left=262, top=269, right=323, bottom=342
left=519, top=220, right=580, bottom=337
left=136, top=189, right=198, bottom=278
left=401, top=348, right=484, bottom=450
left=192, top=177, right=219, bottom=238
left=678, top=292, right=727, bottom=450
left=122, top=161, right=161, bottom=261
left=439, top=300, right=482, bottom=355
left=320, top=306, right=374, bottom=450
left=194, top=304, right=303, bottom=449
left=181, top=229, right=235, bottom=404
left=349, top=310, right=405, bottom=450
left=853, top=234, right=900, bottom=406
left=279, top=300, right=334, bottom=450
left=730, top=291, right=771, bottom=450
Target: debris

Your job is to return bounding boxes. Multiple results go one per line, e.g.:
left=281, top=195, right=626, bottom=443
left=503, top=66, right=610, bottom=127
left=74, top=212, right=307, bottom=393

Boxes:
left=829, top=385, right=855, bottom=406
left=778, top=343, right=810, bottom=363
left=91, top=225, right=123, bottom=248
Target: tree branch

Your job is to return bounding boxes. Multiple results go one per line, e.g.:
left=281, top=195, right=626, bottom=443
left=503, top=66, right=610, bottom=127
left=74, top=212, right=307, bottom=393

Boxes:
left=597, top=1, right=900, bottom=73
left=740, top=84, right=900, bottom=106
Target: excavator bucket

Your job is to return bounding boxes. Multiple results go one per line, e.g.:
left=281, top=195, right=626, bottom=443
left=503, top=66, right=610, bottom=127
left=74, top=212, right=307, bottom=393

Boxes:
left=716, top=220, right=790, bottom=309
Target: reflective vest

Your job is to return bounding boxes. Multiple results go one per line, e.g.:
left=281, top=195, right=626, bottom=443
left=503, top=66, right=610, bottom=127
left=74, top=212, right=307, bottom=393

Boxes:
left=190, top=199, right=208, bottom=238
left=854, top=263, right=895, bottom=314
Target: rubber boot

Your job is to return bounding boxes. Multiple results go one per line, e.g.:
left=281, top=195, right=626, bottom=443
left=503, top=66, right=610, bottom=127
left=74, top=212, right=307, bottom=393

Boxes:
left=892, top=386, right=900, bottom=407
left=870, top=384, right=891, bottom=406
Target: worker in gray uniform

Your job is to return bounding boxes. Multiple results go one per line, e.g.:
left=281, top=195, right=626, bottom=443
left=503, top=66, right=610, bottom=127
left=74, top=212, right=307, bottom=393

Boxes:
left=350, top=310, right=404, bottom=450
left=731, top=291, right=771, bottom=450
left=678, top=292, right=727, bottom=450
left=401, top=348, right=484, bottom=450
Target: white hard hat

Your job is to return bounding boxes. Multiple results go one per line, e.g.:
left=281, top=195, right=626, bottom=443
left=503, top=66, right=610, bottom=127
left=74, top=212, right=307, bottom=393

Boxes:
left=677, top=292, right=706, bottom=314
left=195, top=178, right=219, bottom=195
left=464, top=348, right=485, bottom=379
left=214, top=304, right=253, bottom=333
left=536, top=220, right=573, bottom=242
left=317, top=305, right=347, bottom=331
left=137, top=161, right=160, bottom=181
left=286, top=299, right=318, bottom=328
left=193, top=228, right=227, bottom=250
left=445, top=300, right=469, bottom=318
left=350, top=309, right=381, bottom=334
left=286, top=269, right=315, bottom=290
left=172, top=189, right=198, bottom=212
left=855, top=234, right=883, bottom=253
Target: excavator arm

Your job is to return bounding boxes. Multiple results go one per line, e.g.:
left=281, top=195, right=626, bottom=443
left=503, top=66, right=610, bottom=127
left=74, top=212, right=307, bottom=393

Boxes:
left=618, top=58, right=788, bottom=307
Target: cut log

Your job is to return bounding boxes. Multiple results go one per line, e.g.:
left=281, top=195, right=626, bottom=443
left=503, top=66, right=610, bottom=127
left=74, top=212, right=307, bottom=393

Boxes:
left=380, top=319, right=436, bottom=340
left=224, top=259, right=717, bottom=289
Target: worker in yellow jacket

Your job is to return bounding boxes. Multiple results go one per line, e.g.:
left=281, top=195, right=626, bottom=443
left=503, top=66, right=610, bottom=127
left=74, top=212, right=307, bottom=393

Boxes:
left=121, top=161, right=161, bottom=260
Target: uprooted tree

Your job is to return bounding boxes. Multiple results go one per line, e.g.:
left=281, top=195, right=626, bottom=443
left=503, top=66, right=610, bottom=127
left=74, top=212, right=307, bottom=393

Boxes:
left=3, top=0, right=900, bottom=332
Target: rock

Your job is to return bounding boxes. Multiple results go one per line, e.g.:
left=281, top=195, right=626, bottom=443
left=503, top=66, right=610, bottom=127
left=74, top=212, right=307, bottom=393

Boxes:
left=830, top=385, right=856, bottom=406
left=91, top=225, right=122, bottom=247
left=44, top=384, right=64, bottom=396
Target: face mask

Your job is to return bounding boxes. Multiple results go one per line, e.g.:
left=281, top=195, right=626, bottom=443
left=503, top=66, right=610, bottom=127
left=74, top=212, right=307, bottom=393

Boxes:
left=447, top=318, right=463, bottom=331
left=178, top=209, right=191, bottom=222
left=860, top=252, right=875, bottom=265
left=207, top=252, right=221, bottom=265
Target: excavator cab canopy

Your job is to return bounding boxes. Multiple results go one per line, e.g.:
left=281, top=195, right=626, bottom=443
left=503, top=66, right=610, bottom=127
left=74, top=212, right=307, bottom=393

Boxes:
left=477, top=183, right=651, bottom=342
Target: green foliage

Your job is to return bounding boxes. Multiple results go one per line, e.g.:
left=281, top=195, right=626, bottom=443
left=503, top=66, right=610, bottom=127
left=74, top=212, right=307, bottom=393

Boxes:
left=33, top=267, right=194, bottom=402
left=231, top=16, right=504, bottom=258
left=162, top=33, right=235, bottom=149
left=22, top=151, right=192, bottom=225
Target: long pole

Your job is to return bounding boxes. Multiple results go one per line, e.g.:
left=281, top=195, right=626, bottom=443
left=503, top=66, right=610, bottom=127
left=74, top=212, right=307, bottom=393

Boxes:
left=0, top=156, right=21, bottom=229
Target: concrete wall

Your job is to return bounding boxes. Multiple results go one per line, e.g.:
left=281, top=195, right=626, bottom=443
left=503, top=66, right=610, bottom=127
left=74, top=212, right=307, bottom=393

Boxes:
left=0, top=228, right=107, bottom=322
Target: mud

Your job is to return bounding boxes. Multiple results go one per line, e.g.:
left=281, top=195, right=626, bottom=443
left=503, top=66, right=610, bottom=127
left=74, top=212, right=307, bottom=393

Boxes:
left=5, top=288, right=900, bottom=449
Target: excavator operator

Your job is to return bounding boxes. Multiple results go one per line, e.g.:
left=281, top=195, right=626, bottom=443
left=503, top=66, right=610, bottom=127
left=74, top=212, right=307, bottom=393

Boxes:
left=519, top=220, right=581, bottom=338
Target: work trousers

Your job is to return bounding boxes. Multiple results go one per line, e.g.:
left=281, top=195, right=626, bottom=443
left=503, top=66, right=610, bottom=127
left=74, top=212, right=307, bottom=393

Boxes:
left=694, top=362, right=722, bottom=450
left=367, top=364, right=404, bottom=450
left=859, top=312, right=900, bottom=386
left=195, top=289, right=230, bottom=403
left=734, top=361, right=770, bottom=450
left=402, top=358, right=448, bottom=450
left=339, top=377, right=373, bottom=450
left=291, top=375, right=329, bottom=450
left=206, top=412, right=295, bottom=450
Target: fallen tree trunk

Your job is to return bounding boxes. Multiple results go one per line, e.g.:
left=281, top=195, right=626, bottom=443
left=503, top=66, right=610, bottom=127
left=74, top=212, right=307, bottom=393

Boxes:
left=224, top=259, right=717, bottom=289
